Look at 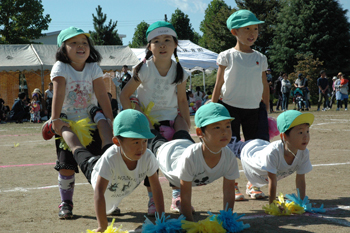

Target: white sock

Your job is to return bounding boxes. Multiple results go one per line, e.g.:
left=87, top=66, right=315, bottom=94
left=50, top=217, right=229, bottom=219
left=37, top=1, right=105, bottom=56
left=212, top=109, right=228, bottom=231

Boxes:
left=94, top=112, right=106, bottom=123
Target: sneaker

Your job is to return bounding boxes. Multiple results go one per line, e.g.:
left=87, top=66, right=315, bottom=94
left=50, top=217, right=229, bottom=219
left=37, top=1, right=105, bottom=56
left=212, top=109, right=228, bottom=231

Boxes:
left=317, top=108, right=320, bottom=111
left=87, top=104, right=103, bottom=123
left=41, top=119, right=55, bottom=140
left=170, top=197, right=195, bottom=213
left=235, top=183, right=245, bottom=201
left=58, top=200, right=73, bottom=219
left=246, top=182, right=265, bottom=199
left=110, top=207, right=121, bottom=216
left=147, top=197, right=156, bottom=216
left=322, top=108, right=326, bottom=111
left=345, top=108, right=348, bottom=111
left=336, top=108, right=340, bottom=111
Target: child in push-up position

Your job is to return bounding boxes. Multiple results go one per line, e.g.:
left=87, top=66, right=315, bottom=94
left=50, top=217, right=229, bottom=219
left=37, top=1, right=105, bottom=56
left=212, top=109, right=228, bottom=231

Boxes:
left=148, top=102, right=240, bottom=221
left=63, top=109, right=164, bottom=232
left=228, top=109, right=314, bottom=204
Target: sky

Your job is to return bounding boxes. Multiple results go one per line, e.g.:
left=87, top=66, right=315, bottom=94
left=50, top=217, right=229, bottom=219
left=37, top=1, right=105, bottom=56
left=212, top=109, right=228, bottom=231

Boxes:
left=41, top=0, right=350, bottom=45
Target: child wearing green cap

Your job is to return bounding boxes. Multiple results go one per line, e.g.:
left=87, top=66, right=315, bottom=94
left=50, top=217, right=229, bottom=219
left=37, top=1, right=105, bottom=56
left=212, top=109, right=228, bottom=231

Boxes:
left=41, top=26, right=114, bottom=219
left=61, top=109, right=164, bottom=232
left=147, top=102, right=240, bottom=221
left=212, top=9, right=270, bottom=142
left=228, top=110, right=314, bottom=204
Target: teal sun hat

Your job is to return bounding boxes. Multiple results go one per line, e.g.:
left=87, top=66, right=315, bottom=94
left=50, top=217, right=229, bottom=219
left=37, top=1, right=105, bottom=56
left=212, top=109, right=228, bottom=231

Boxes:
left=277, top=110, right=314, bottom=133
left=146, top=21, right=177, bottom=42
left=57, top=26, right=90, bottom=47
left=226, top=9, right=264, bottom=30
left=195, top=102, right=234, bottom=128
left=113, top=109, right=155, bottom=139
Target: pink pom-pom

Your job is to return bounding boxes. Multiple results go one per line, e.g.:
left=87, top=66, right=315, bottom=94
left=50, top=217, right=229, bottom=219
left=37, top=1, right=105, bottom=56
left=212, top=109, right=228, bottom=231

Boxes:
left=159, top=125, right=175, bottom=141
left=268, top=117, right=279, bottom=140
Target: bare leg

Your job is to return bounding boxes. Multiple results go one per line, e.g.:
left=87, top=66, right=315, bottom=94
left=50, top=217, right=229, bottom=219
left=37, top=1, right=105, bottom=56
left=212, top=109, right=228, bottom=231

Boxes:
left=61, top=126, right=84, bottom=154
left=96, top=119, right=113, bottom=148
left=174, top=114, right=189, bottom=132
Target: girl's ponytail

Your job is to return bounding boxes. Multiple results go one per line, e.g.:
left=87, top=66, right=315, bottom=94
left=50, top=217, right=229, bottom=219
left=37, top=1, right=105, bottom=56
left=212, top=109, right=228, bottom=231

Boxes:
left=173, top=46, right=184, bottom=84
left=133, top=48, right=153, bottom=82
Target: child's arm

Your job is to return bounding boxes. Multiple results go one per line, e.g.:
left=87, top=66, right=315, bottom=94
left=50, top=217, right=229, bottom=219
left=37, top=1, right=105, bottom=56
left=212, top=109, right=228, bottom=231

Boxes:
left=267, top=172, right=277, bottom=204
left=223, top=178, right=235, bottom=210
left=177, top=81, right=191, bottom=128
left=94, top=175, right=109, bottom=232
left=180, top=179, right=193, bottom=221
left=120, top=78, right=140, bottom=109
left=212, top=65, right=226, bottom=103
left=148, top=172, right=165, bottom=214
left=93, top=77, right=114, bottom=121
left=261, top=71, right=270, bottom=112
left=296, top=174, right=306, bottom=200
left=51, top=77, right=70, bottom=135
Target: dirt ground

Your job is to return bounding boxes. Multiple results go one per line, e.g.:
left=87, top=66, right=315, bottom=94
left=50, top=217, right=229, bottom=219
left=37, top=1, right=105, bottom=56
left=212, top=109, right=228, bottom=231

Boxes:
left=0, top=107, right=349, bottom=233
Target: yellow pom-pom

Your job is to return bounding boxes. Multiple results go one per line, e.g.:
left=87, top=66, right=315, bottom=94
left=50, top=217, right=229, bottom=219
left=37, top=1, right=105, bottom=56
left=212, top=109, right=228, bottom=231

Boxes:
left=181, top=217, right=226, bottom=233
left=85, top=219, right=129, bottom=233
left=208, top=95, right=212, bottom=99
left=140, top=101, right=159, bottom=126
left=190, top=103, right=194, bottom=107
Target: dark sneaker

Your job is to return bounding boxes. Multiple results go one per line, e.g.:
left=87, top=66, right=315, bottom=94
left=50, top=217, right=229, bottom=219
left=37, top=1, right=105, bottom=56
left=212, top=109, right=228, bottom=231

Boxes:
left=41, top=119, right=55, bottom=140
left=87, top=104, right=103, bottom=123
left=58, top=200, right=73, bottom=219
left=109, top=207, right=121, bottom=216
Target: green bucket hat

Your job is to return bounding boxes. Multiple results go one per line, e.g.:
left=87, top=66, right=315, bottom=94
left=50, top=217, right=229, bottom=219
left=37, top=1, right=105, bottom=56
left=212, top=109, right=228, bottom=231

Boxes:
left=227, top=9, right=264, bottom=30
left=195, top=102, right=234, bottom=128
left=146, top=21, right=177, bottom=42
left=113, top=109, right=155, bottom=139
left=57, top=26, right=90, bottom=47
left=277, top=110, right=314, bottom=133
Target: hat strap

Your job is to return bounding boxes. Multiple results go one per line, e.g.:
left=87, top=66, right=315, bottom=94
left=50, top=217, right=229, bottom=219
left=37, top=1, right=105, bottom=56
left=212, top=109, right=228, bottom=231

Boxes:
left=202, top=141, right=222, bottom=154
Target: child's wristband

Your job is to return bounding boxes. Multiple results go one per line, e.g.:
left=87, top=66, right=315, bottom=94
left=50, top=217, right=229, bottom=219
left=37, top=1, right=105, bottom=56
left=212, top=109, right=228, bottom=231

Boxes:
left=51, top=118, right=60, bottom=122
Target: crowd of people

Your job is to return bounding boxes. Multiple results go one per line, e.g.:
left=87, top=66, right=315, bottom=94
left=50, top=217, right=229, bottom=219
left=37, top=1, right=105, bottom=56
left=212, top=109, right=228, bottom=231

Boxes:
left=1, top=9, right=347, bottom=232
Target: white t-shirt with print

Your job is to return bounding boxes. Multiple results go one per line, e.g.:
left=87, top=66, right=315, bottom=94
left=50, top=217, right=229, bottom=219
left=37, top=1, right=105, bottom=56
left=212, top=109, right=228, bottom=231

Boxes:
left=91, top=145, right=158, bottom=215
left=216, top=48, right=268, bottom=109
left=136, top=59, right=188, bottom=122
left=50, top=61, right=103, bottom=121
left=240, top=140, right=312, bottom=187
left=157, top=140, right=240, bottom=188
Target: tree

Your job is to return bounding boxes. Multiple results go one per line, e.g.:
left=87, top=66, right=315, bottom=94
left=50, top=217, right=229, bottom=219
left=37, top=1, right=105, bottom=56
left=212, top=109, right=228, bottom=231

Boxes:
left=129, top=21, right=149, bottom=48
left=89, top=5, right=122, bottom=45
left=170, top=8, right=195, bottom=41
left=235, top=0, right=282, bottom=56
left=0, top=0, right=51, bottom=44
left=199, top=0, right=235, bottom=53
left=269, top=0, right=350, bottom=74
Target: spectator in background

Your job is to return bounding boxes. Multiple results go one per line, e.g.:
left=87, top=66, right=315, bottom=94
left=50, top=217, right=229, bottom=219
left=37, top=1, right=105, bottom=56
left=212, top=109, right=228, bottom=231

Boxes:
left=294, top=73, right=309, bottom=111
left=0, top=96, right=7, bottom=123
left=281, top=73, right=291, bottom=111
left=9, top=92, right=27, bottom=123
left=107, top=92, right=118, bottom=117
left=329, top=76, right=338, bottom=109
left=44, top=82, right=53, bottom=118
left=317, top=70, right=329, bottom=111
left=30, top=93, right=41, bottom=123
left=335, top=73, right=349, bottom=111
left=266, top=69, right=274, bottom=113
left=193, top=86, right=205, bottom=111
left=121, top=65, right=131, bottom=90
left=274, top=72, right=283, bottom=111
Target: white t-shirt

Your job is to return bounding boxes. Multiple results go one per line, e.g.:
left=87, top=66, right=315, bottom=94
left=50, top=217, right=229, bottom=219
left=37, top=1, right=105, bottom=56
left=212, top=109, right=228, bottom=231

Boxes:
left=193, top=91, right=203, bottom=101
left=240, top=140, right=312, bottom=187
left=91, top=145, right=158, bottom=215
left=217, top=48, right=268, bottom=109
left=157, top=140, right=240, bottom=188
left=45, top=89, right=53, bottom=99
left=136, top=59, right=188, bottom=122
left=50, top=61, right=103, bottom=121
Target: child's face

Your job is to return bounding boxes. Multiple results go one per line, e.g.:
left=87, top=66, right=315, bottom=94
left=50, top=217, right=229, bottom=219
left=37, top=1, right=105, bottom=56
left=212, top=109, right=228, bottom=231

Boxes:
left=65, top=34, right=90, bottom=65
left=198, top=119, right=232, bottom=150
left=232, top=24, right=259, bottom=47
left=33, top=96, right=37, bottom=101
left=114, top=137, right=148, bottom=161
left=149, top=35, right=177, bottom=61
left=285, top=124, right=310, bottom=151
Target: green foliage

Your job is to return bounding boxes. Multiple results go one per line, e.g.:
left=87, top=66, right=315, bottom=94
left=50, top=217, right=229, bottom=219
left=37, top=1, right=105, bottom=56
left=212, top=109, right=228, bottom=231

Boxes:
left=199, top=0, right=236, bottom=53
left=0, top=0, right=51, bottom=44
left=129, top=21, right=149, bottom=48
left=89, top=5, right=122, bottom=45
left=170, top=8, right=195, bottom=41
left=235, top=0, right=282, bottom=56
left=269, top=0, right=350, bottom=74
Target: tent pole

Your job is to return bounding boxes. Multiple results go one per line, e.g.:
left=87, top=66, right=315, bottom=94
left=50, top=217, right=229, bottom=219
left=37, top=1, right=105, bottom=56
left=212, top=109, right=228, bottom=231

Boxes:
left=189, top=69, right=192, bottom=90
left=203, top=69, right=206, bottom=93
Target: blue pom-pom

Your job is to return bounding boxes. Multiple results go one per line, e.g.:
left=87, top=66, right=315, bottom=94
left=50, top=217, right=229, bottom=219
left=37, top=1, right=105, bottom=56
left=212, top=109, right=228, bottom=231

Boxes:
left=285, top=189, right=326, bottom=213
left=142, top=212, right=185, bottom=233
left=213, top=204, right=250, bottom=232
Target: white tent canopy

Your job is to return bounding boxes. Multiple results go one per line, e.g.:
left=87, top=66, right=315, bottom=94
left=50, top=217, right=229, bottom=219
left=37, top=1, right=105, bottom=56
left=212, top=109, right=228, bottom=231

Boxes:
left=131, top=40, right=218, bottom=91
left=0, top=44, right=139, bottom=72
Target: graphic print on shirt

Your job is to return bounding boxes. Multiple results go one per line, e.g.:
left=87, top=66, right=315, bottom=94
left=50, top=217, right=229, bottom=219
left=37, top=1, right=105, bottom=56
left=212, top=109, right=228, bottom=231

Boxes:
left=66, top=82, right=92, bottom=111
left=149, top=78, right=171, bottom=109
left=276, top=165, right=299, bottom=181
left=108, top=183, right=119, bottom=192
left=194, top=176, right=209, bottom=186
